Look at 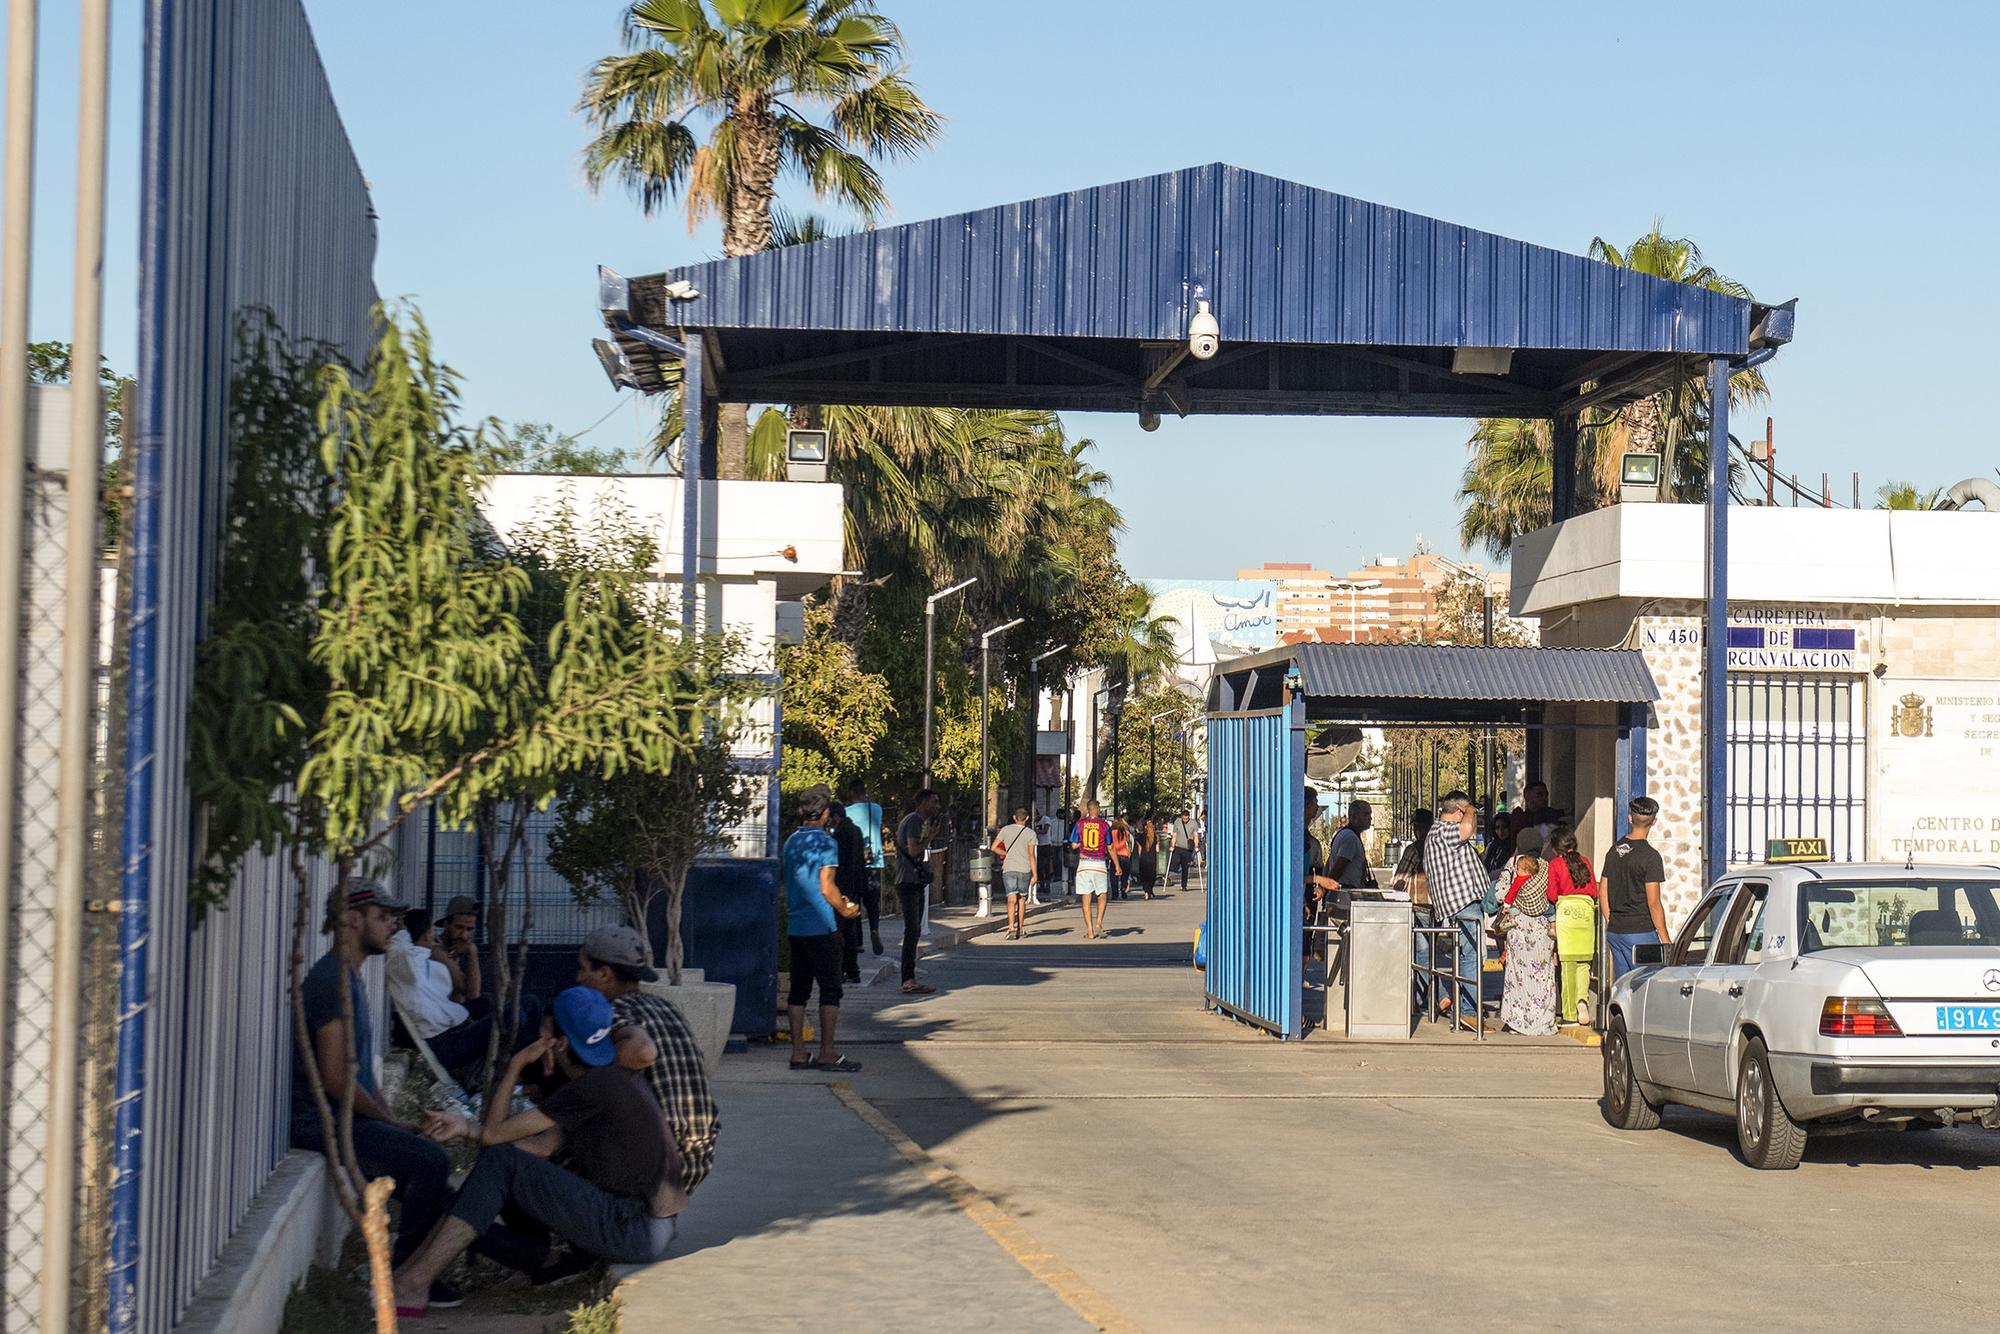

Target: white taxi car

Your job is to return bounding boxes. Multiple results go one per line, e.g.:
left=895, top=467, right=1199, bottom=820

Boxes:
left=1601, top=861, right=2000, bottom=1169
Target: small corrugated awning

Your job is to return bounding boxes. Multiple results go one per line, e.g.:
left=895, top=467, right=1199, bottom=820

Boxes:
left=1211, top=643, right=1657, bottom=725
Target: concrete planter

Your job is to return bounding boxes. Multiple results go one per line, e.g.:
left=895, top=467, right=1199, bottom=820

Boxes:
left=641, top=977, right=734, bottom=1077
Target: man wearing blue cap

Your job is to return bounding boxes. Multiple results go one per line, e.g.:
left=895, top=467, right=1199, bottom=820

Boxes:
left=389, top=986, right=687, bottom=1318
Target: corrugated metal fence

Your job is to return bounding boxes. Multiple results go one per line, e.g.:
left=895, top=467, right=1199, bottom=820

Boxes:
left=1203, top=701, right=1304, bottom=1039
left=114, top=1, right=379, bottom=1329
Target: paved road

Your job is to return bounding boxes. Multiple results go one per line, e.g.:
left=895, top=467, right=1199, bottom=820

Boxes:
left=629, top=886, right=2000, bottom=1332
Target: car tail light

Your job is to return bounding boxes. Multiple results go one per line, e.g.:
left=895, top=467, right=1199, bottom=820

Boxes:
left=1821, top=996, right=1902, bottom=1037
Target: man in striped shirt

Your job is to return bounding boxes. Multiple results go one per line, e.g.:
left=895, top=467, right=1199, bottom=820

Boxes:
left=1423, top=791, right=1491, bottom=1032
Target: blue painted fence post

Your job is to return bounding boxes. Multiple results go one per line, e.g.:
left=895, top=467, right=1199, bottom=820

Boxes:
left=1703, top=355, right=1730, bottom=887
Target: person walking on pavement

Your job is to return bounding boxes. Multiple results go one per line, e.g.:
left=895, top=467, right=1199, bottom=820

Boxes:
left=1108, top=818, right=1134, bottom=901
left=1424, top=792, right=1493, bottom=1033
left=830, top=799, right=871, bottom=984
left=894, top=790, right=942, bottom=995
left=1170, top=810, right=1200, bottom=892
left=992, top=807, right=1039, bottom=939
left=785, top=786, right=864, bottom=1072
left=1134, top=814, right=1162, bottom=899
left=844, top=779, right=886, bottom=957
left=1602, top=795, right=1668, bottom=977
left=1070, top=800, right=1116, bottom=939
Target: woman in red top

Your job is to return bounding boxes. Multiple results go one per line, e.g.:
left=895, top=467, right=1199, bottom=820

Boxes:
left=1545, top=826, right=1597, bottom=899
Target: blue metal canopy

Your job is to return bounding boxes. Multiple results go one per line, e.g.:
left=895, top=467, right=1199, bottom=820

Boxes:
left=1210, top=642, right=1658, bottom=725
left=601, top=162, right=1790, bottom=419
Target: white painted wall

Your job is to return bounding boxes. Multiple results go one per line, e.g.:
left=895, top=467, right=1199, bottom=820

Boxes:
left=1511, top=505, right=2000, bottom=616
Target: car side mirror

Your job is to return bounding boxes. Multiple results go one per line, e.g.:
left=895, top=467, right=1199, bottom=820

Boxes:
left=1634, top=943, right=1667, bottom=966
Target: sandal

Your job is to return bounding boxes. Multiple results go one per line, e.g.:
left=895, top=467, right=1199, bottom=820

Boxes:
left=789, top=1054, right=819, bottom=1070
left=819, top=1054, right=863, bottom=1073
left=900, top=981, right=936, bottom=995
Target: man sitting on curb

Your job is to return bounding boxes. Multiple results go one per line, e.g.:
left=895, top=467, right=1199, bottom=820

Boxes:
left=388, top=908, right=545, bottom=1080
left=291, top=880, right=460, bottom=1308
left=574, top=925, right=722, bottom=1194
left=390, top=987, right=688, bottom=1318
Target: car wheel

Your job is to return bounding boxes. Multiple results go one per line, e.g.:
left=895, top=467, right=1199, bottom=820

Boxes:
left=1736, top=1037, right=1807, bottom=1170
left=1603, top=1016, right=1661, bottom=1130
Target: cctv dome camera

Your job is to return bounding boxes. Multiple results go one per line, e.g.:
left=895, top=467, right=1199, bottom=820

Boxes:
left=1138, top=409, right=1161, bottom=432
left=1188, top=298, right=1219, bottom=360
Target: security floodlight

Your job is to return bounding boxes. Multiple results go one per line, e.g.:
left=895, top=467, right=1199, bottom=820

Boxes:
left=1621, top=452, right=1662, bottom=486
left=786, top=428, right=830, bottom=482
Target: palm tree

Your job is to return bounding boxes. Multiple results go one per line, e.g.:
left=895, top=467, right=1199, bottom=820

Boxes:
left=1458, top=224, right=1764, bottom=555
left=582, top=0, right=942, bottom=476
left=1875, top=480, right=1943, bottom=510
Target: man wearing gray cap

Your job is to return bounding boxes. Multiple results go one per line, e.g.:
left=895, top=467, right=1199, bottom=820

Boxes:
left=575, top=924, right=720, bottom=1192
left=291, top=879, right=460, bottom=1306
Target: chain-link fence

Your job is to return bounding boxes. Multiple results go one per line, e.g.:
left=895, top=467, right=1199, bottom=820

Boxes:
left=0, top=388, right=106, bottom=1334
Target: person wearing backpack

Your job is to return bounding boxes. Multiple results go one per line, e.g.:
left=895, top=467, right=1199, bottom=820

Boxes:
left=991, top=808, right=1040, bottom=940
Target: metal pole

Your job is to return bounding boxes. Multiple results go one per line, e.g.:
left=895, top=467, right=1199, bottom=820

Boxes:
left=1062, top=685, right=1075, bottom=809
left=1149, top=720, right=1158, bottom=814
left=1111, top=710, right=1121, bottom=817
left=923, top=600, right=936, bottom=788
left=679, top=333, right=704, bottom=629
left=45, top=0, right=107, bottom=1319
left=0, top=8, right=41, bottom=1279
left=922, top=578, right=976, bottom=792
left=1703, top=355, right=1731, bottom=887
left=977, top=618, right=1022, bottom=831
left=979, top=633, right=990, bottom=831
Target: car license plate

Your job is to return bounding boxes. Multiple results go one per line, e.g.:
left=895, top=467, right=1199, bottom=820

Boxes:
left=1934, top=1005, right=2000, bottom=1032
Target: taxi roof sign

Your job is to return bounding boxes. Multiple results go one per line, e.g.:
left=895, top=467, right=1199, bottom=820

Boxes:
left=1766, top=837, right=1830, bottom=864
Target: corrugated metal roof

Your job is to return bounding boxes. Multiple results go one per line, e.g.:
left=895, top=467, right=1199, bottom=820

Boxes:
left=1231, top=643, right=1659, bottom=705
left=644, top=163, right=1750, bottom=355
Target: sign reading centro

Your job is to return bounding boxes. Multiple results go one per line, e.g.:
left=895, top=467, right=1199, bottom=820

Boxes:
left=1874, top=678, right=2000, bottom=863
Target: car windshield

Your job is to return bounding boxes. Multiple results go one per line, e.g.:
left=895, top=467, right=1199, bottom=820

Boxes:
left=1798, top=881, right=2000, bottom=951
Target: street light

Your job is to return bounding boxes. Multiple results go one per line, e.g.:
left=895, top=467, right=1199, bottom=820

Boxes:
left=1430, top=553, right=1500, bottom=811
left=978, top=617, right=1024, bottom=832
left=922, top=577, right=977, bottom=790
left=1029, top=644, right=1070, bottom=819
left=1327, top=578, right=1382, bottom=643
left=1144, top=705, right=1176, bottom=816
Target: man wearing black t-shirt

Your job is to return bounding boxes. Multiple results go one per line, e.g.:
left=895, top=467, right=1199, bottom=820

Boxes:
left=1602, top=795, right=1669, bottom=976
left=390, top=987, right=686, bottom=1318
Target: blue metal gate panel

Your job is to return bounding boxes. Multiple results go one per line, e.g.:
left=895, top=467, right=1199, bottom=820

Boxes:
left=1204, top=701, right=1304, bottom=1038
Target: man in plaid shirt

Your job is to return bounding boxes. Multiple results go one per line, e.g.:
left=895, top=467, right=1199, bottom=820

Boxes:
left=1422, top=792, right=1491, bottom=1031
left=576, top=926, right=720, bottom=1192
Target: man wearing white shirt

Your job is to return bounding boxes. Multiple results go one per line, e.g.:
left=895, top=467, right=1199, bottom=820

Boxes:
left=389, top=909, right=540, bottom=1077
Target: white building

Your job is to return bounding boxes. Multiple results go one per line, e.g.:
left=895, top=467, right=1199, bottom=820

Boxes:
left=1511, top=503, right=2000, bottom=927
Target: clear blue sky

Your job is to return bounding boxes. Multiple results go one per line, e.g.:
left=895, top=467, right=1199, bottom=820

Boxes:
left=17, top=0, right=2000, bottom=580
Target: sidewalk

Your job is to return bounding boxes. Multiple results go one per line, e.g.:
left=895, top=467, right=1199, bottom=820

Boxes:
left=616, top=1063, right=1089, bottom=1333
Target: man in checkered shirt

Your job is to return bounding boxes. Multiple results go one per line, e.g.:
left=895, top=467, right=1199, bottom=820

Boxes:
left=576, top=926, right=720, bottom=1192
left=1422, top=792, right=1491, bottom=1031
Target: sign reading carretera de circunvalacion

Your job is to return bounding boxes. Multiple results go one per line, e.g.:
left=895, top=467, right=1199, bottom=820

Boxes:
left=1642, top=607, right=1862, bottom=673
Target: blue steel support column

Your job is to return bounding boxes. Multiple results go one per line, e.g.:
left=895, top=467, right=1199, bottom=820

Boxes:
left=1702, top=355, right=1730, bottom=887
left=679, top=330, right=705, bottom=630
left=1550, top=412, right=1579, bottom=521
left=1614, top=702, right=1650, bottom=841
left=1283, top=684, right=1306, bottom=1039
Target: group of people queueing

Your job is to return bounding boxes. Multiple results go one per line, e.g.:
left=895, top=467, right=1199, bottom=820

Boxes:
left=1400, top=786, right=1666, bottom=1037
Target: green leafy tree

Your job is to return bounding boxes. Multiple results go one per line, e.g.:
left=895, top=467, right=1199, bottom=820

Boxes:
left=497, top=419, right=634, bottom=474
left=547, top=687, right=757, bottom=985
left=1458, top=223, right=1764, bottom=555
left=28, top=338, right=132, bottom=532
left=776, top=601, right=894, bottom=792
left=581, top=0, right=942, bottom=474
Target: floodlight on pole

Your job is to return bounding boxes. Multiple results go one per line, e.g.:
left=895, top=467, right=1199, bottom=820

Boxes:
left=1327, top=578, right=1382, bottom=643
left=921, top=577, right=977, bottom=790
left=1028, top=644, right=1071, bottom=821
left=978, top=617, right=1025, bottom=832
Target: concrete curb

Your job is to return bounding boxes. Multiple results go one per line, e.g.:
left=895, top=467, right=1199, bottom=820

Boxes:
left=924, top=899, right=1065, bottom=947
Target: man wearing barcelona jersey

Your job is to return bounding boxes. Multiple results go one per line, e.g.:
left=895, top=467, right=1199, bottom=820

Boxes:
left=1069, top=800, right=1118, bottom=940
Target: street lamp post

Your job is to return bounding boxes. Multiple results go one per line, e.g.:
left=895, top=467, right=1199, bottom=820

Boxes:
left=979, top=617, right=1024, bottom=834
left=1029, top=644, right=1070, bottom=820
left=1431, top=554, right=1499, bottom=810
left=923, top=577, right=977, bottom=791
left=1328, top=578, right=1382, bottom=642
left=1144, top=706, right=1175, bottom=816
